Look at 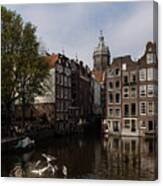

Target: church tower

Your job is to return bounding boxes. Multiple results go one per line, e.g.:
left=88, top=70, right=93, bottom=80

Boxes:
left=93, top=31, right=110, bottom=73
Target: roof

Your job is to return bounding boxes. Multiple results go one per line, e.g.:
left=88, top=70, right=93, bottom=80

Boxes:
left=45, top=53, right=58, bottom=68
left=92, top=70, right=105, bottom=82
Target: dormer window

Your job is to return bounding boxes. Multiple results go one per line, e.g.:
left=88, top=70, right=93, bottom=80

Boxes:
left=148, top=47, right=152, bottom=52
left=147, top=53, right=154, bottom=64
left=122, top=64, right=126, bottom=70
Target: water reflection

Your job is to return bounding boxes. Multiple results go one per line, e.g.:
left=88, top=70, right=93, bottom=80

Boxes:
left=2, top=136, right=157, bottom=180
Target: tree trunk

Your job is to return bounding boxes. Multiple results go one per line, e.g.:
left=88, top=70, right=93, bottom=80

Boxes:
left=22, top=96, right=25, bottom=129
left=4, top=101, right=12, bottom=137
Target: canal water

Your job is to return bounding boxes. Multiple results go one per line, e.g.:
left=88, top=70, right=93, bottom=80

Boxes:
left=1, top=136, right=157, bottom=180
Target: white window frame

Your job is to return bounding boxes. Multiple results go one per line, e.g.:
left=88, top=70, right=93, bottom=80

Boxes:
left=115, top=108, right=121, bottom=117
left=131, top=86, right=137, bottom=97
left=115, top=80, right=120, bottom=88
left=140, top=102, right=146, bottom=115
left=154, top=68, right=158, bottom=80
left=108, top=81, right=113, bottom=90
left=108, top=108, right=113, bottom=117
left=147, top=84, right=157, bottom=97
left=146, top=53, right=154, bottom=64
left=115, top=92, right=121, bottom=103
left=147, top=68, right=154, bottom=81
left=123, top=87, right=129, bottom=98
left=122, top=64, right=127, bottom=70
left=130, top=71, right=136, bottom=82
left=124, top=119, right=130, bottom=129
left=108, top=92, right=113, bottom=103
left=139, top=69, right=146, bottom=81
left=115, top=68, right=120, bottom=76
left=140, top=120, right=146, bottom=129
left=148, top=101, right=154, bottom=115
left=139, top=85, right=146, bottom=97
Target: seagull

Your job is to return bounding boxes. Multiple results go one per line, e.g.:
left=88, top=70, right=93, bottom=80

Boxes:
left=48, top=162, right=55, bottom=175
left=31, top=165, right=49, bottom=176
left=35, top=160, right=41, bottom=168
left=62, top=165, right=68, bottom=177
left=54, top=165, right=58, bottom=171
left=41, top=153, right=57, bottom=162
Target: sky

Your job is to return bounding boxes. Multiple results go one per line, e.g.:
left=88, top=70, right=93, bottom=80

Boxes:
left=5, top=1, right=154, bottom=68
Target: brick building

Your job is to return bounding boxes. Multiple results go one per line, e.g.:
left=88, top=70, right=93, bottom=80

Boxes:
left=35, top=54, right=93, bottom=134
left=104, top=42, right=158, bottom=137
left=70, top=59, right=93, bottom=130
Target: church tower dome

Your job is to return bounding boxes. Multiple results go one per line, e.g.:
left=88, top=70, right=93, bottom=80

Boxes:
left=93, top=31, right=110, bottom=73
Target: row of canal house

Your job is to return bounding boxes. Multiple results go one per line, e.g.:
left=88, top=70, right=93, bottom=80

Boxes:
left=104, top=42, right=158, bottom=137
left=35, top=53, right=101, bottom=134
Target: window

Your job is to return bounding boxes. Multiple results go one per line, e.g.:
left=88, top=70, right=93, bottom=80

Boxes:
left=131, top=87, right=137, bottom=97
left=57, top=101, right=60, bottom=111
left=124, top=76, right=128, bottom=84
left=148, top=102, right=154, bottom=115
left=139, top=85, right=146, bottom=97
left=115, top=108, right=120, bottom=117
left=61, top=75, right=64, bottom=85
left=147, top=85, right=155, bottom=97
left=115, top=68, right=120, bottom=76
left=122, top=64, right=126, bottom=70
left=124, top=104, right=129, bottom=116
left=132, top=74, right=136, bottom=82
left=139, top=69, right=146, bottom=81
left=125, top=142, right=130, bottom=153
left=131, top=103, right=136, bottom=116
left=61, top=88, right=64, bottom=98
left=109, top=82, right=113, bottom=89
left=124, top=120, right=130, bottom=128
left=140, top=120, right=146, bottom=128
left=140, top=102, right=146, bottom=115
left=65, top=89, right=68, bottom=98
left=56, top=88, right=60, bottom=98
left=130, top=72, right=136, bottom=82
left=109, top=93, right=113, bottom=103
left=115, top=93, right=120, bottom=103
left=115, top=81, right=120, bottom=88
left=132, top=140, right=136, bottom=152
left=148, top=121, right=153, bottom=131
left=60, top=101, right=63, bottom=111
left=63, top=102, right=66, bottom=111
left=147, top=68, right=154, bottom=81
left=108, top=108, right=113, bottom=117
left=68, top=78, right=71, bottom=87
left=113, top=121, right=119, bottom=132
left=147, top=53, right=154, bottom=64
left=154, top=69, right=158, bottom=80
left=68, top=89, right=71, bottom=99
left=108, top=69, right=114, bottom=77
left=131, top=120, right=136, bottom=132
left=56, top=73, right=60, bottom=84
left=64, top=76, right=67, bottom=86
left=56, top=113, right=60, bottom=120
left=123, top=87, right=129, bottom=98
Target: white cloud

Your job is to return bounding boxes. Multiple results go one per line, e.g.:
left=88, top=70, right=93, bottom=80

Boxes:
left=6, top=2, right=154, bottom=68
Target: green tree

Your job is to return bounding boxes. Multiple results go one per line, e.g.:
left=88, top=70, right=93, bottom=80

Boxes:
left=1, top=6, right=50, bottom=130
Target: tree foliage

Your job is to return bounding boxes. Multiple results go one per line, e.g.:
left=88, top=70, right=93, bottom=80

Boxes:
left=1, top=6, right=50, bottom=124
